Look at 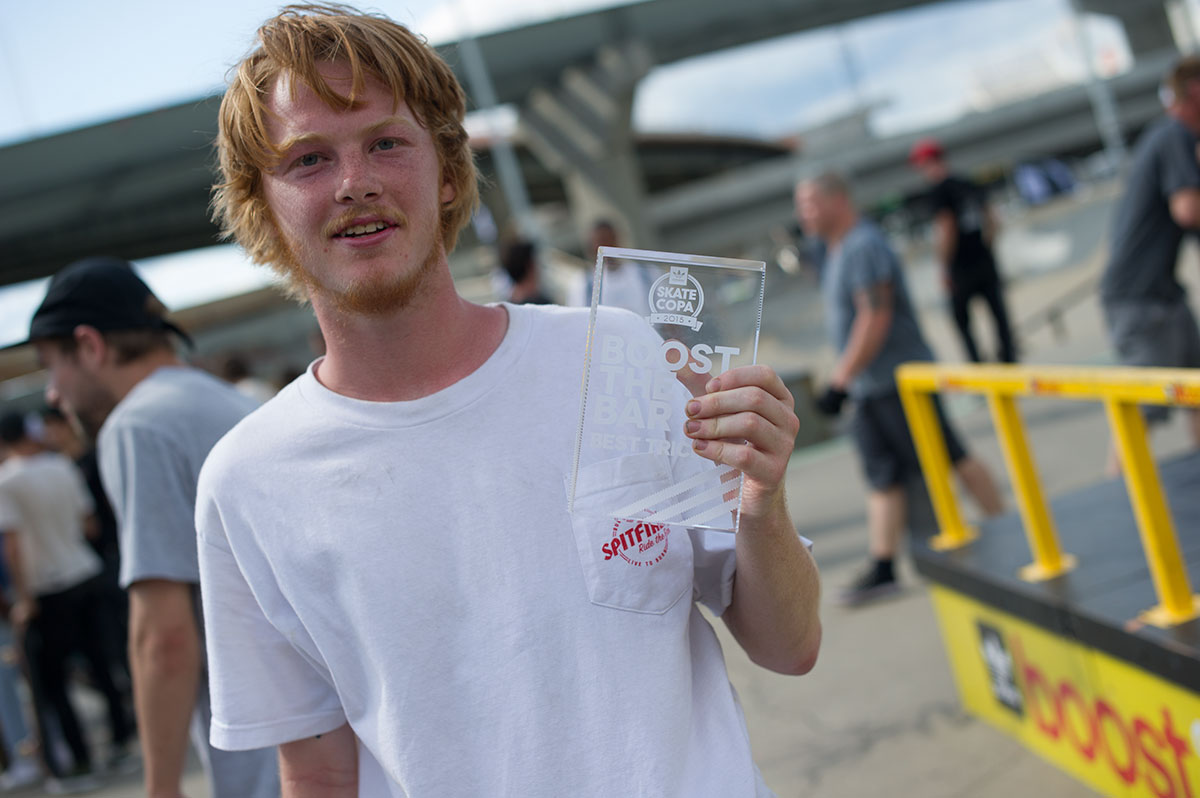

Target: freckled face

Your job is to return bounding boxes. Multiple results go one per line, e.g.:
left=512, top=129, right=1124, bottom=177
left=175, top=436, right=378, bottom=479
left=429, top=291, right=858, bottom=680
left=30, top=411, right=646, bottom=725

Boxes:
left=261, top=61, right=456, bottom=317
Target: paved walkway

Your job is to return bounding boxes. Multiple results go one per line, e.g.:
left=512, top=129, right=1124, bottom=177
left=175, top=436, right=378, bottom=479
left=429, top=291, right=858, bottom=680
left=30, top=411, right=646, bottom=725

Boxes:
left=18, top=186, right=1199, bottom=797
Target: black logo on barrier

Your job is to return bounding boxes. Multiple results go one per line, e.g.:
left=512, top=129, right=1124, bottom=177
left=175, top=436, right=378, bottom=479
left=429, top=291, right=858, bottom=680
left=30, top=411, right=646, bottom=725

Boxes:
left=978, top=621, right=1024, bottom=717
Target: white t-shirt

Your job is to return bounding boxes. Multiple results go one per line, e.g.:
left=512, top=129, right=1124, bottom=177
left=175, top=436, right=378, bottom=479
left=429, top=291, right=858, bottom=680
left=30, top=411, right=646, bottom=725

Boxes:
left=0, top=452, right=100, bottom=595
left=196, top=303, right=773, bottom=798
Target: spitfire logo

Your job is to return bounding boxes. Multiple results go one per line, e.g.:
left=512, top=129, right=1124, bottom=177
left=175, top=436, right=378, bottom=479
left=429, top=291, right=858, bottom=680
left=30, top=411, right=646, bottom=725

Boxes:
left=648, top=266, right=704, bottom=331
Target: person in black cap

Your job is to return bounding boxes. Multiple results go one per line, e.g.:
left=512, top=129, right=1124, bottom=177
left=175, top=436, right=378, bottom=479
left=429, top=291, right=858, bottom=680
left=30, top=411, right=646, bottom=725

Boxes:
left=910, top=138, right=1018, bottom=364
left=25, top=256, right=280, bottom=798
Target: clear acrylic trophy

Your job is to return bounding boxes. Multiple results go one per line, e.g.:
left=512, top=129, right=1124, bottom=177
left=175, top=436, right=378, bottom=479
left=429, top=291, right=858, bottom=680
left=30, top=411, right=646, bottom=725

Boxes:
left=568, top=246, right=766, bottom=578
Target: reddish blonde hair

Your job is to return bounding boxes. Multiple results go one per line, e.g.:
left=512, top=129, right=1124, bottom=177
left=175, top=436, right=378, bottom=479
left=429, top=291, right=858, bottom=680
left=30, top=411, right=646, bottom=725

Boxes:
left=212, top=3, right=478, bottom=278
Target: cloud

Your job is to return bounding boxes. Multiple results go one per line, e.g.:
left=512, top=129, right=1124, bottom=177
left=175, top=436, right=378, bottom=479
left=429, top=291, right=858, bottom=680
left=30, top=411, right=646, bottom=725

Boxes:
left=631, top=0, right=1110, bottom=139
left=634, top=30, right=851, bottom=137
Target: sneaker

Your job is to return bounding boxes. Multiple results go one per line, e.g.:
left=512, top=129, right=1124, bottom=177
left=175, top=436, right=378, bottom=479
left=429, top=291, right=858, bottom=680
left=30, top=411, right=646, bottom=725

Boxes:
left=837, top=566, right=901, bottom=607
left=0, top=758, right=42, bottom=790
left=43, top=768, right=101, bottom=795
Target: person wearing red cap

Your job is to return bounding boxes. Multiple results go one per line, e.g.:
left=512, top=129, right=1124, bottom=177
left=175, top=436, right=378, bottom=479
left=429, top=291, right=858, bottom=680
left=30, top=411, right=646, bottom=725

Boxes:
left=909, top=138, right=1018, bottom=364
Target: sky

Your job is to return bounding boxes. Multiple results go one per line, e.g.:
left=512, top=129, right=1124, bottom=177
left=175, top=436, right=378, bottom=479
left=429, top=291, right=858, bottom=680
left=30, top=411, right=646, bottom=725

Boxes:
left=0, top=0, right=1189, bottom=349
left=0, top=0, right=1147, bottom=146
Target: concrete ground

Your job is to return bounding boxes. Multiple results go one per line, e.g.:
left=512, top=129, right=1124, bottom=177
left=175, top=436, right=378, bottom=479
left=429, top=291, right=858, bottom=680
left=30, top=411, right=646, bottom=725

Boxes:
left=18, top=185, right=1199, bottom=796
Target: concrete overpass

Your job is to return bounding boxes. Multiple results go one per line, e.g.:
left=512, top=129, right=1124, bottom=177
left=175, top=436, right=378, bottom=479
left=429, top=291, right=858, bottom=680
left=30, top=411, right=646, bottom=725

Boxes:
left=0, top=0, right=1180, bottom=288
left=652, top=50, right=1175, bottom=257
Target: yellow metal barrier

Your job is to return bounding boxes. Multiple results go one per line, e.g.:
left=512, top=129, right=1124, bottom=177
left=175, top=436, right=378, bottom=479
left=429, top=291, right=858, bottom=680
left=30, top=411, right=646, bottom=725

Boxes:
left=895, top=363, right=1200, bottom=628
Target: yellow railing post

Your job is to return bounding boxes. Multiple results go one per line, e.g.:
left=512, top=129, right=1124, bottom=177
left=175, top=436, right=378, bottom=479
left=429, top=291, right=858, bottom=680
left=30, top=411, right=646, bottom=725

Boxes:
left=898, top=386, right=977, bottom=550
left=1104, top=399, right=1200, bottom=627
left=987, top=394, right=1075, bottom=581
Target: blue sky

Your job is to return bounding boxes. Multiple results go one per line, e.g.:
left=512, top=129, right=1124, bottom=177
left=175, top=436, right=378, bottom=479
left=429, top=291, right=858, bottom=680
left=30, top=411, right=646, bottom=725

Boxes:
left=0, top=0, right=1139, bottom=145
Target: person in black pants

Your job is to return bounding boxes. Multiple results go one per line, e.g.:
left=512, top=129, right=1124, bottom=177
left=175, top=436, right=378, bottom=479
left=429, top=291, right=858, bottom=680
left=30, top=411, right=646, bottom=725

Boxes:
left=23, top=577, right=135, bottom=778
left=910, top=138, right=1018, bottom=364
left=0, top=413, right=134, bottom=789
left=40, top=407, right=131, bottom=689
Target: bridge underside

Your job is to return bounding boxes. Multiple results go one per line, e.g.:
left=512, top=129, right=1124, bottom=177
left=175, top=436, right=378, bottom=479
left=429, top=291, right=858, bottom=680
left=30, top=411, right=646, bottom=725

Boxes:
left=0, top=0, right=1180, bottom=289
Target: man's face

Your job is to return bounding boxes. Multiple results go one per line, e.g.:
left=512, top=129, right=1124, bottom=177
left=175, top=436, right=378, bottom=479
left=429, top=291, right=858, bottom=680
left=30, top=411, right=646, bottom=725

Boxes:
left=35, top=340, right=117, bottom=441
left=913, top=158, right=941, bottom=182
left=1170, top=78, right=1200, bottom=134
left=261, top=61, right=455, bottom=317
left=795, top=183, right=833, bottom=239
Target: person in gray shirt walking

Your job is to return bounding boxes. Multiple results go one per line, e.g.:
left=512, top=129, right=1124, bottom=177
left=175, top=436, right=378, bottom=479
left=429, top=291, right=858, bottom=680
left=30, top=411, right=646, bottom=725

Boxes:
left=1101, top=55, right=1200, bottom=474
left=21, top=256, right=279, bottom=798
left=795, top=173, right=1004, bottom=606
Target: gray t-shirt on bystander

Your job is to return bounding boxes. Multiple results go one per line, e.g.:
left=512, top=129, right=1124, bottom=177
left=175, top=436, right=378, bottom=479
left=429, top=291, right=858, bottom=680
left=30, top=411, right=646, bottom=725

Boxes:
left=1101, top=116, right=1200, bottom=305
left=99, top=366, right=260, bottom=590
left=822, top=220, right=935, bottom=398
left=98, top=365, right=278, bottom=798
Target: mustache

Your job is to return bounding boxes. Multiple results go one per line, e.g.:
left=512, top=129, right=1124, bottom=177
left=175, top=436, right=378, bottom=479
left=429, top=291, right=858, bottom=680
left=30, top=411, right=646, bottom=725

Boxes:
left=323, top=207, right=407, bottom=238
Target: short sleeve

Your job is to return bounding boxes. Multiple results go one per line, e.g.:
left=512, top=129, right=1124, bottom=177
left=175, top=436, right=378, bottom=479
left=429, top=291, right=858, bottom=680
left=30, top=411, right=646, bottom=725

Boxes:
left=842, top=233, right=899, bottom=294
left=1158, top=123, right=1200, bottom=199
left=689, top=528, right=737, bottom=615
left=197, top=504, right=346, bottom=750
left=100, top=422, right=201, bottom=588
left=928, top=182, right=952, bottom=214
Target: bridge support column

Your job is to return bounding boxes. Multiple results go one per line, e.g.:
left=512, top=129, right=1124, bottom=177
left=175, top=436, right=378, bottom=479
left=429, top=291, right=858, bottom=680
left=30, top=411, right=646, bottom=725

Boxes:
left=518, top=42, right=657, bottom=252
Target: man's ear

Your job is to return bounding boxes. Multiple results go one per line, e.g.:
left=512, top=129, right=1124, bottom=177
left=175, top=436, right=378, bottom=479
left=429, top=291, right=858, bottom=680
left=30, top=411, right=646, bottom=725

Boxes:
left=72, top=325, right=108, bottom=370
left=440, top=178, right=456, bottom=205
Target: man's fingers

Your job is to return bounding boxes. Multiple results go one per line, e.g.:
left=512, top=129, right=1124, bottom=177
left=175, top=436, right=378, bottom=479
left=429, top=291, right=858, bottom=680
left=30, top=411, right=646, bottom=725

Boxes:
left=685, top=410, right=793, bottom=456
left=703, top=365, right=793, bottom=405
left=689, top=438, right=787, bottom=487
left=686, top=385, right=798, bottom=435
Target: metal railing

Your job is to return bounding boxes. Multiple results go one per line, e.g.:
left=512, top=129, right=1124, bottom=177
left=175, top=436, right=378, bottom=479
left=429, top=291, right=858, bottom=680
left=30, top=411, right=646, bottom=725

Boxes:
left=896, top=363, right=1200, bottom=628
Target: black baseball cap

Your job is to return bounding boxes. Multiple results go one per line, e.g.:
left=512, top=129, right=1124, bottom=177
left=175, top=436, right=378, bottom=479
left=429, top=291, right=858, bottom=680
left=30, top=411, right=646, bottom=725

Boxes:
left=22, top=256, right=193, bottom=348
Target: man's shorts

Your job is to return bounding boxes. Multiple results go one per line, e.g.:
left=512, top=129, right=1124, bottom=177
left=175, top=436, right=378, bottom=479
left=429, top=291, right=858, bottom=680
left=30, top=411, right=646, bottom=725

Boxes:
left=1104, top=298, right=1200, bottom=424
left=851, top=391, right=968, bottom=491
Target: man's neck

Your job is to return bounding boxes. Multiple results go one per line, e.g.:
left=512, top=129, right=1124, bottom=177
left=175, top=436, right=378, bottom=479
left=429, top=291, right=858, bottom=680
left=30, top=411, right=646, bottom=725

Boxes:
left=1169, top=106, right=1200, bottom=136
left=825, top=212, right=860, bottom=248
left=311, top=268, right=509, bottom=402
left=109, top=349, right=185, bottom=407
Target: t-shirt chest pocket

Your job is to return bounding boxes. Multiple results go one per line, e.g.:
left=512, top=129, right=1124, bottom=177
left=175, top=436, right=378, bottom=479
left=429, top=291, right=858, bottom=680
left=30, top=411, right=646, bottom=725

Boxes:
left=567, top=453, right=693, bottom=614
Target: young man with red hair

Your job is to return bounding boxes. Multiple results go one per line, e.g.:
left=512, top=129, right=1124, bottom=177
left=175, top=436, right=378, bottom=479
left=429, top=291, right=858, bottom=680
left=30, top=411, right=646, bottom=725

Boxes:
left=198, top=5, right=821, bottom=796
